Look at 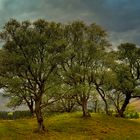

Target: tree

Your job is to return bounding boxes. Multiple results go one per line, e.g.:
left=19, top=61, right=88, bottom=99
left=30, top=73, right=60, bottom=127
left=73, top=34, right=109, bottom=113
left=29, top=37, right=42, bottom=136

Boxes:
left=58, top=85, right=76, bottom=113
left=109, top=43, right=140, bottom=117
left=92, top=51, right=113, bottom=115
left=58, top=21, right=108, bottom=117
left=0, top=19, right=65, bottom=132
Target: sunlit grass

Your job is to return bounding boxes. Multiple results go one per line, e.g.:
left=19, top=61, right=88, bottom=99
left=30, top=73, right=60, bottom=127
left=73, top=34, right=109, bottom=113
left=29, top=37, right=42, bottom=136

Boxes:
left=0, top=112, right=140, bottom=140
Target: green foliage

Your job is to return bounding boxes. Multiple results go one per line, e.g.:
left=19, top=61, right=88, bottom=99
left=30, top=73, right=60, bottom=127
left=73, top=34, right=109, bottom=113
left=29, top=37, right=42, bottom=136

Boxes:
left=125, top=111, right=139, bottom=119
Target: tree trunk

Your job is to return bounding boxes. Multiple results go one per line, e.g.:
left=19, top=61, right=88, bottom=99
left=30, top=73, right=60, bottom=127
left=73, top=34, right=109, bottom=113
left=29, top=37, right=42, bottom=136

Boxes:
left=118, top=93, right=131, bottom=117
left=75, top=94, right=91, bottom=117
left=26, top=99, right=34, bottom=117
left=29, top=104, right=34, bottom=117
left=35, top=99, right=45, bottom=132
left=94, top=100, right=98, bottom=113
left=82, top=99, right=91, bottom=117
left=103, top=99, right=110, bottom=115
left=23, top=96, right=34, bottom=117
left=95, top=85, right=110, bottom=115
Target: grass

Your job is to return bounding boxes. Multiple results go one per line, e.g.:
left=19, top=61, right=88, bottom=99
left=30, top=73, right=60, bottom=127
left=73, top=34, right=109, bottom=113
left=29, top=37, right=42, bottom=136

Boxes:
left=0, top=112, right=140, bottom=140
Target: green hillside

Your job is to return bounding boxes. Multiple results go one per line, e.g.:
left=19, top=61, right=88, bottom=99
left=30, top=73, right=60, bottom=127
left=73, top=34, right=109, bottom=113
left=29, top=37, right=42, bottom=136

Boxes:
left=0, top=112, right=140, bottom=140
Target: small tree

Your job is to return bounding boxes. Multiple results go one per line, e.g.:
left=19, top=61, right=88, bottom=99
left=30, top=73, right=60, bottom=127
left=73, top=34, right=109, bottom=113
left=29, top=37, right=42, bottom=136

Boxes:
left=58, top=21, right=108, bottom=117
left=107, top=43, right=140, bottom=117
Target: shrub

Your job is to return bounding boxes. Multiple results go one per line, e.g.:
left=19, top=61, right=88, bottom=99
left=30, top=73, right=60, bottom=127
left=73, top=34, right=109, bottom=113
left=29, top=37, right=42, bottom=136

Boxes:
left=125, top=111, right=139, bottom=119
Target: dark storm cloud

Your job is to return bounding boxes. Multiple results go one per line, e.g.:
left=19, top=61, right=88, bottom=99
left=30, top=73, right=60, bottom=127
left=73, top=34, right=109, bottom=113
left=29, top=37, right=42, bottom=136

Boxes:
left=94, top=0, right=140, bottom=32
left=0, top=0, right=140, bottom=46
left=39, top=0, right=140, bottom=32
left=46, top=0, right=140, bottom=46
left=0, top=0, right=38, bottom=27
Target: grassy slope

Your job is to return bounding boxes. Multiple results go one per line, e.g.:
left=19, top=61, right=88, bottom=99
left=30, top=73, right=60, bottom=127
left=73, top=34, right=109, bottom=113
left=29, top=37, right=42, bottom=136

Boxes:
left=0, top=112, right=140, bottom=140
left=129, top=98, right=140, bottom=112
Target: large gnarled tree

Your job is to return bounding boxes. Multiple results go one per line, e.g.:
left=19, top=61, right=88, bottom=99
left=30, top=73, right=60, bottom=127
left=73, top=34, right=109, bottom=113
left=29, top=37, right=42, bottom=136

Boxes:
left=0, top=19, right=65, bottom=132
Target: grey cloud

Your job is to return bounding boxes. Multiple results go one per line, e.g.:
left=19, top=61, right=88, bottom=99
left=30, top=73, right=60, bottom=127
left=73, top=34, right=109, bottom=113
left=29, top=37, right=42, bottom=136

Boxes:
left=109, top=29, right=140, bottom=47
left=0, top=0, right=140, bottom=46
left=0, top=0, right=45, bottom=26
left=39, top=0, right=140, bottom=33
left=44, top=0, right=140, bottom=46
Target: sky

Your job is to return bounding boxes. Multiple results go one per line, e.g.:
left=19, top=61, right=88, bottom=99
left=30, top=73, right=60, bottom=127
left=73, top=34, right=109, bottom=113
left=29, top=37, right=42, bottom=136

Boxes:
left=0, top=89, right=28, bottom=111
left=0, top=0, right=140, bottom=47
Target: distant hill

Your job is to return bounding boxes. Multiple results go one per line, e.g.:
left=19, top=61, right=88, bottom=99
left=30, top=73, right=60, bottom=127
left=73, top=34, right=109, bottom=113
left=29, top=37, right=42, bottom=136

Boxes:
left=130, top=98, right=140, bottom=112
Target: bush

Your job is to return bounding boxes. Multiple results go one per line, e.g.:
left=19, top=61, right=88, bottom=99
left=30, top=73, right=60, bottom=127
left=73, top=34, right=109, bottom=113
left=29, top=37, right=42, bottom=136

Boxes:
left=125, top=111, right=139, bottom=119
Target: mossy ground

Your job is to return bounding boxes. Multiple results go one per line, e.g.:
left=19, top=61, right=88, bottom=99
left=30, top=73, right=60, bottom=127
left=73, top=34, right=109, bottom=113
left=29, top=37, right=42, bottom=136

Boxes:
left=0, top=112, right=140, bottom=140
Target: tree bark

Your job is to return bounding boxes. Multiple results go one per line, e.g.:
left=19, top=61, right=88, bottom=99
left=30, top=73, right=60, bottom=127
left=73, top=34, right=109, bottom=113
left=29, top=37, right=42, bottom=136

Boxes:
left=82, top=99, right=91, bottom=117
left=35, top=99, right=45, bottom=132
left=26, top=99, right=34, bottom=117
left=118, top=93, right=131, bottom=117
left=103, top=98, right=110, bottom=115
left=23, top=96, right=34, bottom=117
left=95, top=85, right=110, bottom=115
left=28, top=104, right=34, bottom=117
left=94, top=100, right=98, bottom=113
left=75, top=93, right=91, bottom=117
